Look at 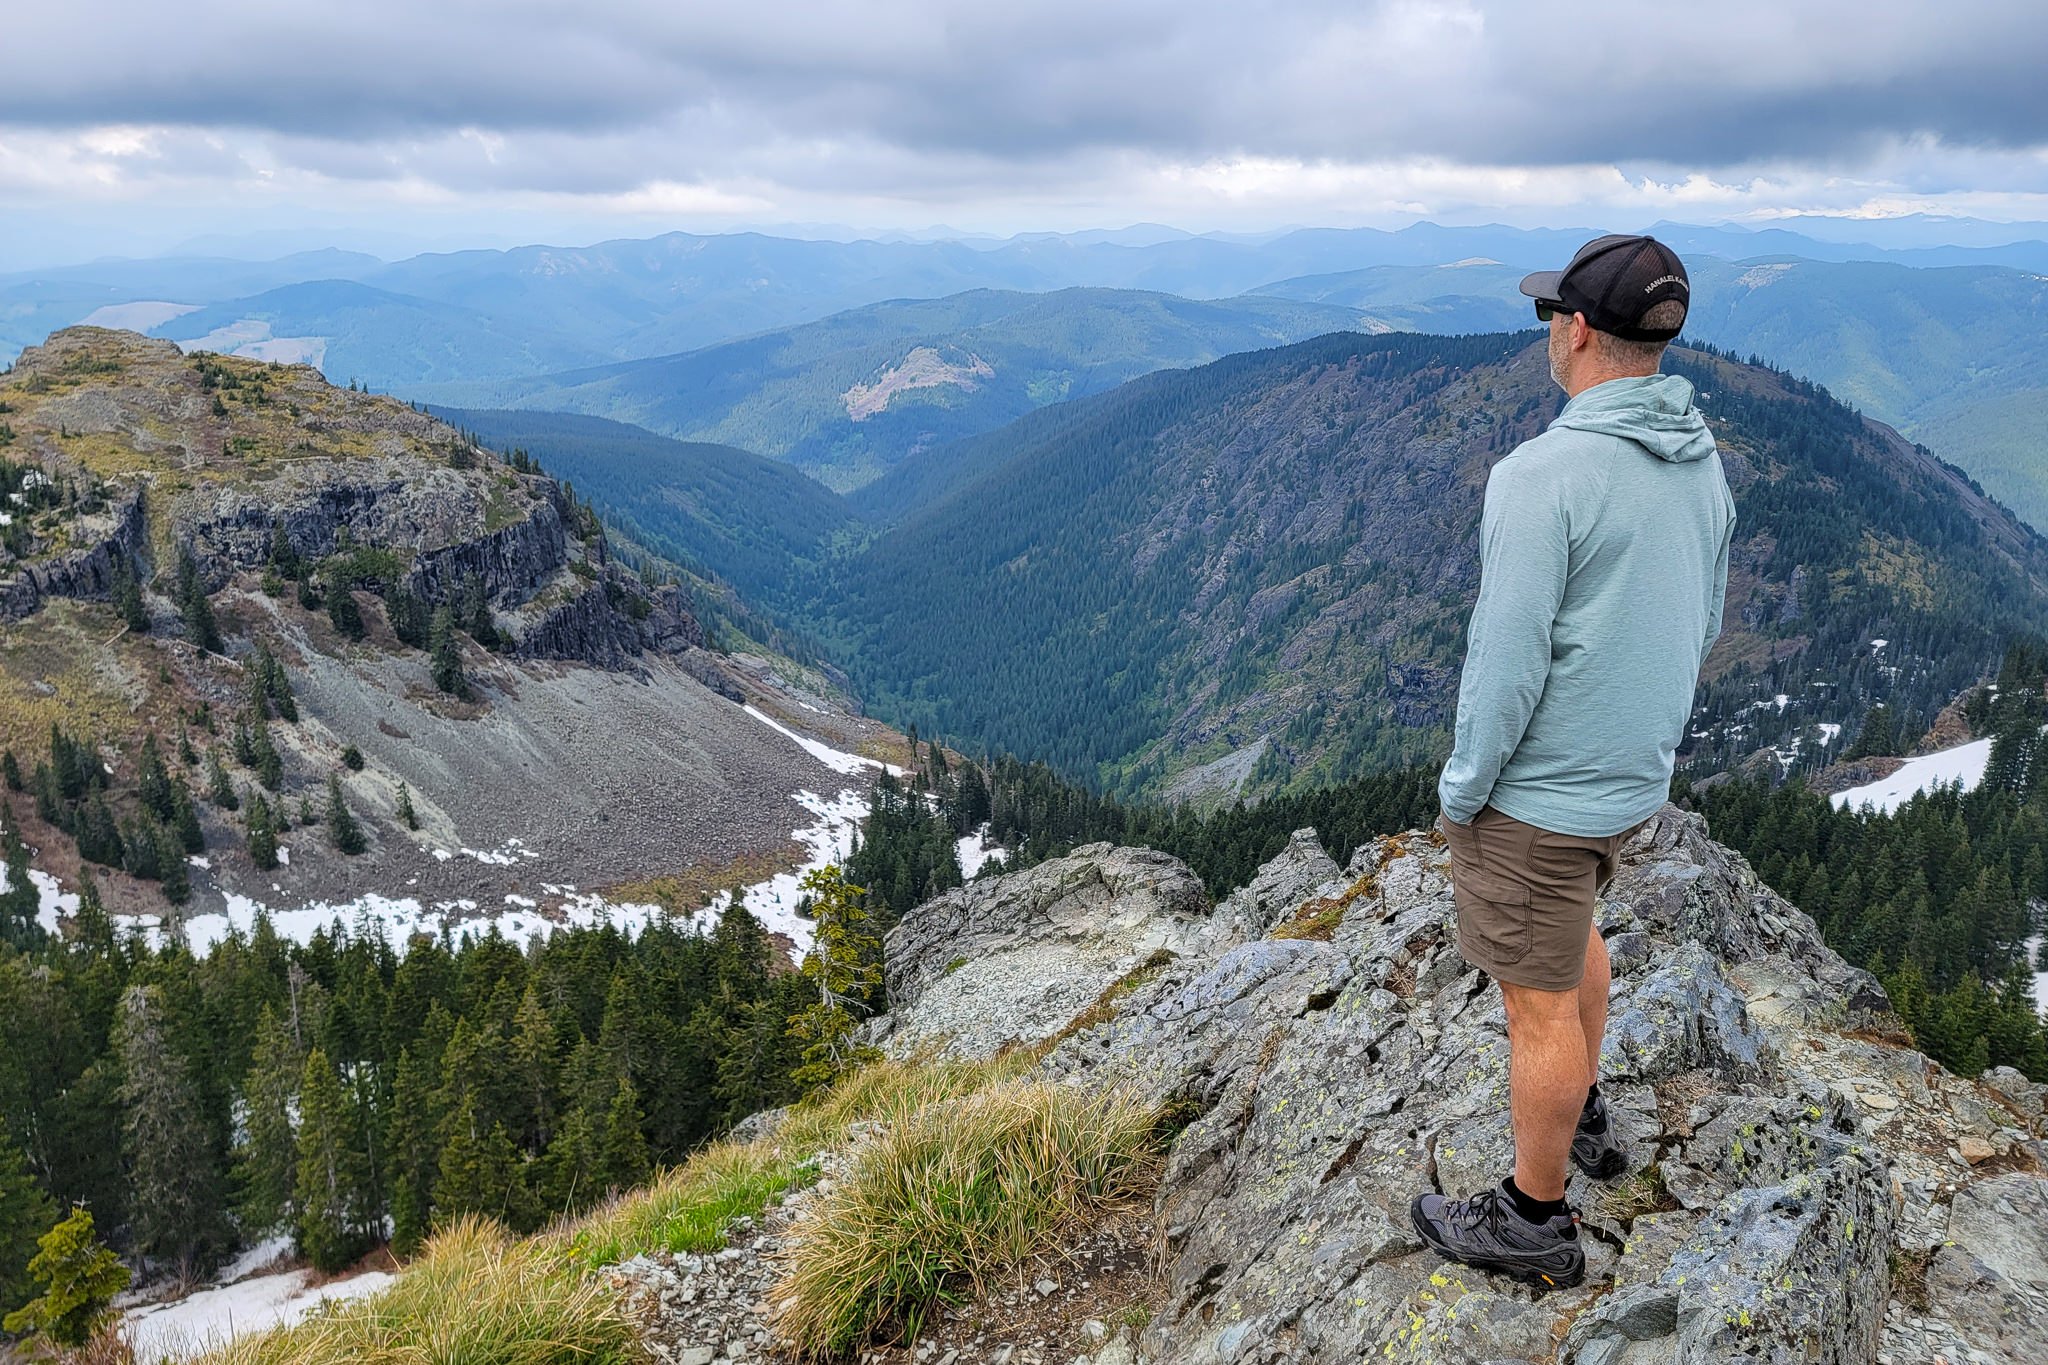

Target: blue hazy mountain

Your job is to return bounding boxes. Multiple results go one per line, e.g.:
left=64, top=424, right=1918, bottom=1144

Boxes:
left=412, top=288, right=1378, bottom=489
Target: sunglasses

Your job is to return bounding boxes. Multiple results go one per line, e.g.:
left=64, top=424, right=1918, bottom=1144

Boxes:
left=1535, top=301, right=1575, bottom=323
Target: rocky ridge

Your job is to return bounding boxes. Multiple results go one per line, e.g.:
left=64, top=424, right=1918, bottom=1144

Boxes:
left=1, top=327, right=691, bottom=670
left=0, top=327, right=895, bottom=922
left=655, top=806, right=2048, bottom=1365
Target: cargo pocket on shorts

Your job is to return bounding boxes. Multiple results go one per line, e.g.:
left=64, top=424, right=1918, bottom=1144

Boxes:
left=1446, top=821, right=1534, bottom=968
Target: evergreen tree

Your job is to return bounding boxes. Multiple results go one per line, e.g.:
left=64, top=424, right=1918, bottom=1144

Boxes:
left=386, top=588, right=431, bottom=648
left=295, top=1050, right=370, bottom=1273
left=207, top=747, right=239, bottom=810
left=327, top=583, right=365, bottom=641
left=176, top=548, right=222, bottom=653
left=0, top=1207, right=128, bottom=1347
left=136, top=733, right=174, bottom=821
left=598, top=1075, right=650, bottom=1194
left=111, top=560, right=148, bottom=633
left=0, top=1131, right=54, bottom=1323
left=114, top=985, right=224, bottom=1277
left=75, top=795, right=123, bottom=868
left=434, top=1097, right=527, bottom=1230
left=785, top=865, right=883, bottom=1090
left=268, top=524, right=301, bottom=580
left=385, top=1047, right=438, bottom=1258
left=247, top=792, right=279, bottom=870
left=340, top=744, right=364, bottom=772
left=157, top=822, right=191, bottom=904
left=429, top=606, right=469, bottom=698
left=1, top=749, right=19, bottom=793
left=396, top=781, right=419, bottom=831
left=172, top=779, right=204, bottom=855
left=327, top=774, right=367, bottom=855
left=234, top=1006, right=300, bottom=1232
left=0, top=808, right=41, bottom=952
left=539, top=1105, right=598, bottom=1218
left=250, top=715, right=283, bottom=791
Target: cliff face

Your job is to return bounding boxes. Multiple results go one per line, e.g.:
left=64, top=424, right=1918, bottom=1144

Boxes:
left=870, top=809, right=2048, bottom=1365
left=0, top=326, right=686, bottom=670
left=0, top=486, right=146, bottom=620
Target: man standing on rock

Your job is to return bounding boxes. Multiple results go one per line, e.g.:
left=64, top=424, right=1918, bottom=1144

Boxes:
left=1410, top=235, right=1736, bottom=1290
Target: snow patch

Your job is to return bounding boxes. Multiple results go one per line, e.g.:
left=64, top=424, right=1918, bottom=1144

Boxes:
left=688, top=786, right=871, bottom=957
left=4, top=864, right=81, bottom=937
left=956, top=825, right=1005, bottom=879
left=743, top=705, right=908, bottom=777
left=124, top=1261, right=393, bottom=1361
left=1830, top=738, right=1994, bottom=815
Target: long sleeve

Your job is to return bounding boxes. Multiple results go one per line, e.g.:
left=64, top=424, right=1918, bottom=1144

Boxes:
left=1437, top=460, right=1569, bottom=825
left=1702, top=487, right=1734, bottom=657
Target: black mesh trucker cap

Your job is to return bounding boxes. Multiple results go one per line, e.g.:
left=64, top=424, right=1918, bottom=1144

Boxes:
left=1519, top=234, right=1689, bottom=341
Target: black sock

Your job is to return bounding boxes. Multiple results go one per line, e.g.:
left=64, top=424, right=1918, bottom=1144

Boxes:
left=1502, top=1175, right=1569, bottom=1224
left=1580, top=1084, right=1606, bottom=1132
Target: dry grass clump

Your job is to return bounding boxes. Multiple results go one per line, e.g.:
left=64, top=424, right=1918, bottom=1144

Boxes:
left=196, top=1217, right=635, bottom=1365
left=1270, top=870, right=1379, bottom=942
left=770, top=1077, right=1163, bottom=1357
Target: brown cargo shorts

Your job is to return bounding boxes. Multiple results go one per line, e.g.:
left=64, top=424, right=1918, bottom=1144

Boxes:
left=1436, top=804, right=1647, bottom=992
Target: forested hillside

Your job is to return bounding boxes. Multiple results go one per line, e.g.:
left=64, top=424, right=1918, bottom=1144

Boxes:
left=819, top=330, right=2048, bottom=800
left=432, top=408, right=857, bottom=615
left=1255, top=257, right=2048, bottom=532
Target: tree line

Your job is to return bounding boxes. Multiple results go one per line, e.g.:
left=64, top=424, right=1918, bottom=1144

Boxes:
left=0, top=889, right=814, bottom=1334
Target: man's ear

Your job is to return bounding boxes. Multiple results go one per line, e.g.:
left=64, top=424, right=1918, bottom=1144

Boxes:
left=1571, top=313, right=1592, bottom=351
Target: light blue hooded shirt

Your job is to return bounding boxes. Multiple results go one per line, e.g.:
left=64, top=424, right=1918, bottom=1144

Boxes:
left=1437, top=372, right=1737, bottom=837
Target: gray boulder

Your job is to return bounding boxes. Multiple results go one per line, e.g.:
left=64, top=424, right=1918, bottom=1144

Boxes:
left=875, top=841, right=1211, bottom=1060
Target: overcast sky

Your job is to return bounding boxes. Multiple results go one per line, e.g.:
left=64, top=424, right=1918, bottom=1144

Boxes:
left=2, top=0, right=2045, bottom=264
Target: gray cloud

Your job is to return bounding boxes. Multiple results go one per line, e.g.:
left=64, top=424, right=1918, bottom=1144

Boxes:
left=4, top=1, right=2044, bottom=175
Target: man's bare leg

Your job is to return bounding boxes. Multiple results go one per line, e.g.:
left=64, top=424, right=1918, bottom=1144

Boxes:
left=1500, top=981, right=1586, bottom=1202
left=1578, top=928, right=1609, bottom=1090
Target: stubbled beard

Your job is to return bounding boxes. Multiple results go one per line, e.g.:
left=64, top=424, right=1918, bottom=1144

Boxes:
left=1547, top=326, right=1569, bottom=390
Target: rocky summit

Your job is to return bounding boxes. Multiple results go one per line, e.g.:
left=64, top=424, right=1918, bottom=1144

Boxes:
left=861, top=807, right=2048, bottom=1365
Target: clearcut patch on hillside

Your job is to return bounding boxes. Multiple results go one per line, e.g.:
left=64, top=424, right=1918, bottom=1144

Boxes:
left=842, top=347, right=994, bottom=420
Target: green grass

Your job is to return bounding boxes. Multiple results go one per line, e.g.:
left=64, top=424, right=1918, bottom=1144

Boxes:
left=568, top=1142, right=819, bottom=1269
left=770, top=1076, right=1163, bottom=1357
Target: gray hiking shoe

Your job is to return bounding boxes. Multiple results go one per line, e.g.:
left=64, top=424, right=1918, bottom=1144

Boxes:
left=1572, top=1095, right=1629, bottom=1179
left=1409, top=1184, right=1585, bottom=1291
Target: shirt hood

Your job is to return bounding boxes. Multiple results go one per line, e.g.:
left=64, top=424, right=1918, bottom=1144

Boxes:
left=1550, top=372, right=1716, bottom=463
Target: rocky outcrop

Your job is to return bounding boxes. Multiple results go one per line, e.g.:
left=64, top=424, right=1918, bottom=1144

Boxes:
left=505, top=570, right=707, bottom=669
left=866, top=806, right=2048, bottom=1365
left=401, top=495, right=567, bottom=606
left=0, top=487, right=145, bottom=620
left=871, top=842, right=1212, bottom=1061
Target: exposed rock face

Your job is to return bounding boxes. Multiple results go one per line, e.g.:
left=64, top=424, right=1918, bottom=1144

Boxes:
left=0, top=487, right=145, bottom=620
left=873, top=842, right=1212, bottom=1061
left=505, top=572, right=707, bottom=671
left=871, top=806, right=2048, bottom=1364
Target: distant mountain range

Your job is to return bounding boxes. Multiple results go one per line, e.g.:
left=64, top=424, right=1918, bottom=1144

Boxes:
left=419, top=289, right=1378, bottom=488
left=6, top=218, right=2045, bottom=520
